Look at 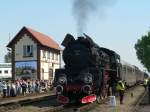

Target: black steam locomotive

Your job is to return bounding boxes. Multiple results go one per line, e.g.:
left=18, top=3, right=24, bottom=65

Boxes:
left=54, top=34, right=121, bottom=104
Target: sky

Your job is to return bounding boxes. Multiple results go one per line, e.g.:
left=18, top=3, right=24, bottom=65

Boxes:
left=0, top=0, right=150, bottom=71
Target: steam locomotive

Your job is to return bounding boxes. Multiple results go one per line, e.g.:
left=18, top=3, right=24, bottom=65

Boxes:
left=54, top=34, right=144, bottom=104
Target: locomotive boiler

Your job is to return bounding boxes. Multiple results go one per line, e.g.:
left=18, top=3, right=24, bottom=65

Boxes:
left=54, top=34, right=121, bottom=104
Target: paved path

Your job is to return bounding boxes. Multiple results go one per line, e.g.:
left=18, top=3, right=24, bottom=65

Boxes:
left=136, top=105, right=150, bottom=112
left=86, top=85, right=145, bottom=112
left=135, top=91, right=150, bottom=112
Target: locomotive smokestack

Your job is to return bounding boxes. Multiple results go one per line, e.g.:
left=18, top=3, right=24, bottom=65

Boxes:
left=72, top=0, right=117, bottom=36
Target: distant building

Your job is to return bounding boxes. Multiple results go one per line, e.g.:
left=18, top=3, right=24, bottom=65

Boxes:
left=7, top=26, right=61, bottom=81
left=0, top=63, right=12, bottom=79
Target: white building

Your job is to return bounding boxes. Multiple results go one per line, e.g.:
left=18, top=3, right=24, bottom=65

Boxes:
left=7, top=26, right=61, bottom=81
left=0, top=63, right=12, bottom=78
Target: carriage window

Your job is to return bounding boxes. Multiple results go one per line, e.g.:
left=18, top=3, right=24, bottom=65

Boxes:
left=132, top=68, right=135, bottom=73
left=123, top=66, right=126, bottom=74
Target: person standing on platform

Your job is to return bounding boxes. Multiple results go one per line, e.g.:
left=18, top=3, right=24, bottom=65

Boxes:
left=144, top=78, right=148, bottom=90
left=0, top=80, right=3, bottom=95
left=148, top=78, right=150, bottom=104
left=21, top=80, right=27, bottom=96
left=10, top=82, right=16, bottom=97
left=6, top=81, right=11, bottom=97
left=16, top=81, right=21, bottom=96
left=31, top=80, right=36, bottom=93
left=116, top=79, right=125, bottom=104
left=2, top=81, right=7, bottom=98
left=27, top=81, right=31, bottom=94
left=35, top=80, right=40, bottom=93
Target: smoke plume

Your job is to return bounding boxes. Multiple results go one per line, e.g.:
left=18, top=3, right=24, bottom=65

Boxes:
left=72, top=0, right=116, bottom=35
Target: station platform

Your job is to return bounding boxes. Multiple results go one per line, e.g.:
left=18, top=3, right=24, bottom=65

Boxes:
left=0, top=92, right=54, bottom=106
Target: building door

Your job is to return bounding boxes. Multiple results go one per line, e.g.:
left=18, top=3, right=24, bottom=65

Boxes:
left=42, top=68, right=44, bottom=80
left=49, top=68, right=53, bottom=83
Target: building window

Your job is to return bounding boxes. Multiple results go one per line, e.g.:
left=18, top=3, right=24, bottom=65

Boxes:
left=43, top=51, right=46, bottom=58
left=4, top=70, right=8, bottom=74
left=49, top=68, right=53, bottom=78
left=56, top=54, right=58, bottom=60
left=47, top=51, right=50, bottom=59
left=0, top=70, right=2, bottom=74
left=42, top=68, right=44, bottom=80
left=52, top=53, right=54, bottom=60
left=23, top=45, right=33, bottom=57
left=50, top=52, right=52, bottom=59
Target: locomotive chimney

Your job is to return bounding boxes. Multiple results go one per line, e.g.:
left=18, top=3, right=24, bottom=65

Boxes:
left=61, top=34, right=75, bottom=47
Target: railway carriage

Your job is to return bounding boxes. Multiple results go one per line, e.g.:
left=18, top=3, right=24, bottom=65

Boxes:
left=120, top=61, right=144, bottom=87
left=120, top=61, right=137, bottom=87
left=135, top=66, right=144, bottom=84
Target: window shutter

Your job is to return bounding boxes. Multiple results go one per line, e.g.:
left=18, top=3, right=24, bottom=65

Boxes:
left=23, top=45, right=26, bottom=56
left=31, top=45, right=33, bottom=56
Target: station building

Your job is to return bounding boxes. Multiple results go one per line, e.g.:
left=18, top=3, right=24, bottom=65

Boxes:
left=7, top=26, right=61, bottom=81
left=0, top=63, right=12, bottom=79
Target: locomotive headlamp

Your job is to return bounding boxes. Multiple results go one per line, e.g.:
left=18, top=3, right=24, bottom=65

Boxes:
left=56, top=85, right=63, bottom=94
left=84, top=74, right=92, bottom=84
left=58, top=75, right=67, bottom=84
left=82, top=85, right=92, bottom=94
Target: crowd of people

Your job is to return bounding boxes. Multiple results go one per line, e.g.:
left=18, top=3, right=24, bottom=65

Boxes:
left=0, top=79, right=52, bottom=98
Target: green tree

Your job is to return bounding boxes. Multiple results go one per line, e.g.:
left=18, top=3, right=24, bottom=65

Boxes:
left=135, top=32, right=150, bottom=71
left=4, top=49, right=12, bottom=63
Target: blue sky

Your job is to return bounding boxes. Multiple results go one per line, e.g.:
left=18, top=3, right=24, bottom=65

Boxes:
left=0, top=0, right=150, bottom=70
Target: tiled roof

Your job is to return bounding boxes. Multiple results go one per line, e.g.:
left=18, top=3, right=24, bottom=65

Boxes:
left=25, top=27, right=61, bottom=50
left=7, top=26, right=61, bottom=51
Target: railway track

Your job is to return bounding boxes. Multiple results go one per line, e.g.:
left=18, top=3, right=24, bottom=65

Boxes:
left=0, top=95, right=108, bottom=112
left=57, top=97, right=108, bottom=112
left=0, top=85, right=144, bottom=112
left=0, top=95, right=62, bottom=112
left=60, top=85, right=144, bottom=112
